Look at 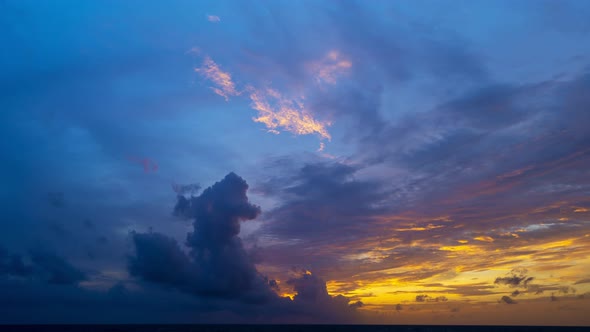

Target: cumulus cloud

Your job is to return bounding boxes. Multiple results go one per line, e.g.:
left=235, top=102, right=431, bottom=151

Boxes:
left=132, top=172, right=362, bottom=321
left=131, top=172, right=269, bottom=301
left=284, top=269, right=362, bottom=322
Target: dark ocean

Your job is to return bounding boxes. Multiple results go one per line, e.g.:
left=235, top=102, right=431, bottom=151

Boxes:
left=0, top=326, right=587, bottom=332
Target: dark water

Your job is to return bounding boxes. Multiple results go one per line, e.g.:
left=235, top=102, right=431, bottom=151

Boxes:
left=0, top=326, right=587, bottom=332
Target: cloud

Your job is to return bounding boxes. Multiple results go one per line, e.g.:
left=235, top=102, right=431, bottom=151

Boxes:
left=0, top=247, right=33, bottom=277
left=249, top=87, right=331, bottom=139
left=415, top=294, right=448, bottom=302
left=207, top=15, right=220, bottom=23
left=29, top=251, right=87, bottom=285
left=574, top=278, right=590, bottom=285
left=499, top=295, right=517, bottom=304
left=171, top=182, right=201, bottom=196
left=474, top=236, right=494, bottom=243
left=195, top=57, right=240, bottom=101
left=131, top=172, right=269, bottom=301
left=494, top=268, right=534, bottom=288
left=194, top=54, right=331, bottom=142
left=285, top=269, right=362, bottom=322
left=132, top=172, right=362, bottom=321
left=308, top=50, right=352, bottom=85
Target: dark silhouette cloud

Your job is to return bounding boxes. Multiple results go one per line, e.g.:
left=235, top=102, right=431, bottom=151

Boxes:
left=130, top=172, right=362, bottom=321
left=499, top=295, right=517, bottom=304
left=494, top=268, right=534, bottom=288
left=131, top=172, right=270, bottom=301
left=415, top=294, right=448, bottom=302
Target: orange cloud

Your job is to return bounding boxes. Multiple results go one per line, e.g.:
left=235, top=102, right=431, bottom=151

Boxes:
left=309, top=50, right=352, bottom=85
left=473, top=236, right=494, bottom=243
left=195, top=56, right=239, bottom=101
left=249, top=87, right=331, bottom=140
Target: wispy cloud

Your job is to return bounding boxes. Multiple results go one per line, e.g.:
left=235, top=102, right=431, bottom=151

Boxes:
left=195, top=54, right=332, bottom=141
left=249, top=87, right=331, bottom=140
left=207, top=15, right=220, bottom=23
left=308, top=50, right=352, bottom=85
left=195, top=56, right=239, bottom=101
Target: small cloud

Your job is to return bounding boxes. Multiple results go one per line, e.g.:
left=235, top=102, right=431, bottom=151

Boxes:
left=317, top=142, right=325, bottom=152
left=195, top=56, right=240, bottom=101
left=473, top=236, right=494, bottom=242
left=499, top=295, right=517, bottom=304
left=207, top=15, right=220, bottom=23
left=308, top=50, right=352, bottom=85
left=494, top=268, right=534, bottom=288
left=415, top=294, right=448, bottom=302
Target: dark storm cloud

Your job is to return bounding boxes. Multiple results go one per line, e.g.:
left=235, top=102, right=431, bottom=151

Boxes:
left=130, top=172, right=362, bottom=322
left=131, top=172, right=271, bottom=301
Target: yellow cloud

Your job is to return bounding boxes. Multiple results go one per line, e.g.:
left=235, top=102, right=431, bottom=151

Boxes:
left=473, top=236, right=494, bottom=243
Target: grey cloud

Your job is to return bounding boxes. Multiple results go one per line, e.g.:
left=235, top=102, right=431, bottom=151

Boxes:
left=30, top=250, right=87, bottom=285
left=499, top=295, right=517, bottom=304
left=574, top=278, right=590, bottom=285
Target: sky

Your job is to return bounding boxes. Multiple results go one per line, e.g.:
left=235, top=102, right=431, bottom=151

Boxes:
left=1, top=0, right=590, bottom=325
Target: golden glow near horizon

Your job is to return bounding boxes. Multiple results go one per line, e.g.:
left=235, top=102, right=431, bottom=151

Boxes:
left=257, top=196, right=590, bottom=325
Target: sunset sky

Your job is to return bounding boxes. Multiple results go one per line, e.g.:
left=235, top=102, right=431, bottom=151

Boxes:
left=2, top=0, right=590, bottom=325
